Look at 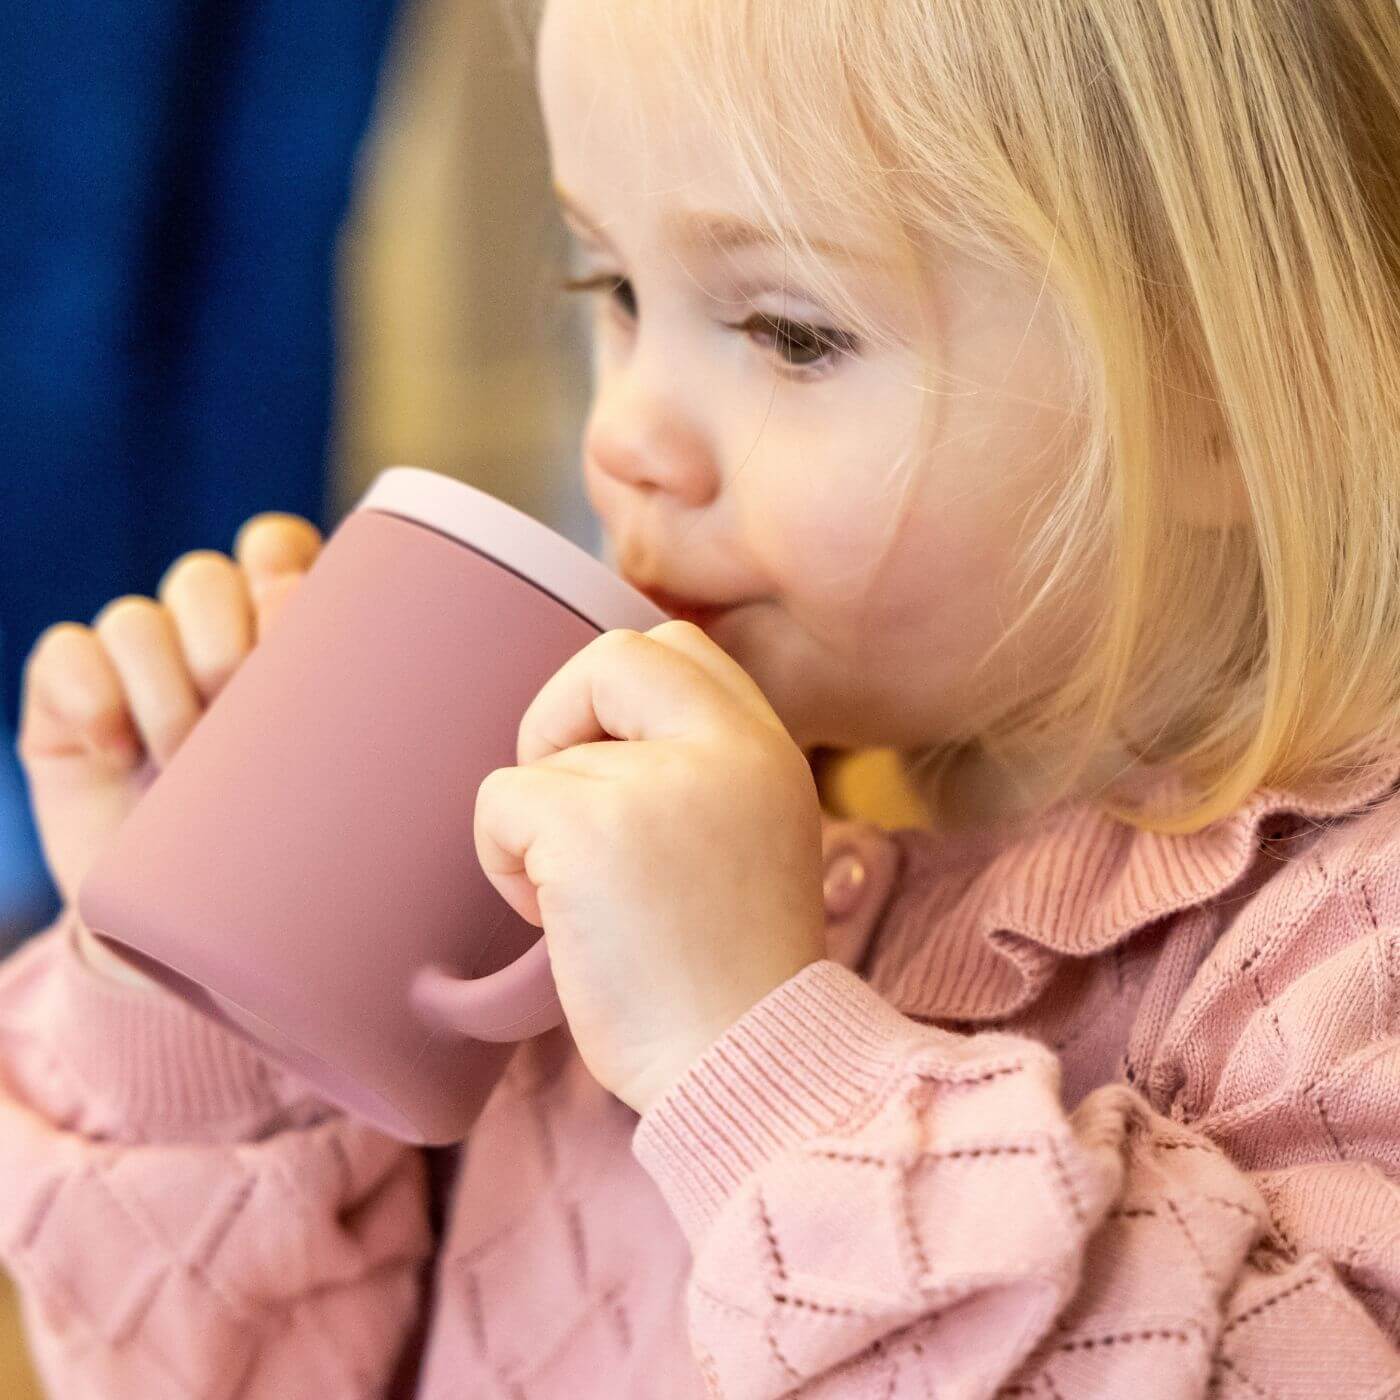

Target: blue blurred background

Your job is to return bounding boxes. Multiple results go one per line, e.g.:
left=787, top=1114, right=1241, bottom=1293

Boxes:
left=0, top=0, right=596, bottom=954
left=0, top=0, right=402, bottom=945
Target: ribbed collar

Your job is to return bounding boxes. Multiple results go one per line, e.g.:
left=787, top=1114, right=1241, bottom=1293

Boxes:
left=862, top=754, right=1400, bottom=1024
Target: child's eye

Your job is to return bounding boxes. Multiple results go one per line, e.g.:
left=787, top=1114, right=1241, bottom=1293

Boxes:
left=722, top=312, right=860, bottom=375
left=558, top=273, right=858, bottom=379
left=559, top=272, right=638, bottom=323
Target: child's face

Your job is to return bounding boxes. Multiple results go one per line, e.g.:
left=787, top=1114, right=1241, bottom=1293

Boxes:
left=537, top=0, right=1093, bottom=756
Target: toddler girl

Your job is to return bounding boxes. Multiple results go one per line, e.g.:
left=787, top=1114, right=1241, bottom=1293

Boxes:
left=4, top=0, right=1400, bottom=1394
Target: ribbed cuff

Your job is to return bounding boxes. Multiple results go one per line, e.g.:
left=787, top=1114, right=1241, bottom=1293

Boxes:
left=54, top=908, right=286, bottom=1139
left=631, top=959, right=949, bottom=1245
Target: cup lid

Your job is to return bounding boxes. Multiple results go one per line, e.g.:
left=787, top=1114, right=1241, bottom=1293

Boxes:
left=354, top=465, right=668, bottom=633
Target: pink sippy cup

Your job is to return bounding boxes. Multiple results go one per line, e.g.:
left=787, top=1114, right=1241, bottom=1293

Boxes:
left=77, top=466, right=669, bottom=1144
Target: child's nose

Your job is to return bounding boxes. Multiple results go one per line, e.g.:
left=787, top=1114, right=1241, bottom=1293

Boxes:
left=584, top=390, right=719, bottom=509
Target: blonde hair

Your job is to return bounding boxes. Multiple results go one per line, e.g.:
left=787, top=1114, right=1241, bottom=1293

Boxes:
left=508, top=0, right=1400, bottom=835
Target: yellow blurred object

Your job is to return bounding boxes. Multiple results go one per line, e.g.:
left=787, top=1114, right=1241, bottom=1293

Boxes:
left=1, top=1272, right=42, bottom=1399
left=817, top=748, right=933, bottom=831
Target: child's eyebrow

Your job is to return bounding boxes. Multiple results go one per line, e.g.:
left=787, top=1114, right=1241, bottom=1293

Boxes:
left=553, top=183, right=894, bottom=269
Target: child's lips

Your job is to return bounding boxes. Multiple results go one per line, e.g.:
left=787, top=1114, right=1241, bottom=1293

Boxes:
left=626, top=578, right=738, bottom=630
left=663, top=600, right=732, bottom=630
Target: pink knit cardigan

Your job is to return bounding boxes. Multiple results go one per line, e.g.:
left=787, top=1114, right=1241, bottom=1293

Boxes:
left=3, top=759, right=1400, bottom=1398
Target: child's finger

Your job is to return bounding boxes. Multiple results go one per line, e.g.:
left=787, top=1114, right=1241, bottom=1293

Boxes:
left=234, top=513, right=321, bottom=597
left=17, top=622, right=140, bottom=764
left=155, top=550, right=255, bottom=704
left=233, top=513, right=322, bottom=642
left=91, top=596, right=204, bottom=770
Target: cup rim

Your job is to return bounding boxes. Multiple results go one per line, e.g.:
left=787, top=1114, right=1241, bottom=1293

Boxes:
left=355, top=466, right=668, bottom=634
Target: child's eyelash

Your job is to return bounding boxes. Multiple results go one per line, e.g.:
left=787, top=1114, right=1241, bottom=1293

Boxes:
left=558, top=272, right=860, bottom=374
left=559, top=273, right=637, bottom=317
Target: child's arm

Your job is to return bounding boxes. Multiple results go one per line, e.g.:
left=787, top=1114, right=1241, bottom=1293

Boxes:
left=632, top=930, right=1400, bottom=1395
left=0, top=910, right=433, bottom=1398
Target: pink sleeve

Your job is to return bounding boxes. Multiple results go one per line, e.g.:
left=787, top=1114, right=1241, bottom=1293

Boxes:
left=632, top=958, right=1400, bottom=1398
left=0, top=911, right=432, bottom=1398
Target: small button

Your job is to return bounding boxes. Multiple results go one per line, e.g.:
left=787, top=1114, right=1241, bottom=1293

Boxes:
left=822, top=849, right=868, bottom=918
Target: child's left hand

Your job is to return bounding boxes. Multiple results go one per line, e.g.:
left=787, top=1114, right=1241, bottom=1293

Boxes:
left=473, top=621, right=828, bottom=1117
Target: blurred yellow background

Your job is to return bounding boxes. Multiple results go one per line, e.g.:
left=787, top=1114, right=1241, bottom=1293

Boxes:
left=1, top=1275, right=35, bottom=1399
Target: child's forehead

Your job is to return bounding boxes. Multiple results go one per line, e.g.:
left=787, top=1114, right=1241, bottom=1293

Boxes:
left=538, top=0, right=782, bottom=163
left=542, top=81, right=895, bottom=268
left=538, top=0, right=918, bottom=298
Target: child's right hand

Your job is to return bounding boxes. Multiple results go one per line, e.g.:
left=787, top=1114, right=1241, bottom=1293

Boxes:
left=15, top=513, right=323, bottom=987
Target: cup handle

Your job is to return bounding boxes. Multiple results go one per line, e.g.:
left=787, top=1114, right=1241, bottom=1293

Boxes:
left=410, top=938, right=564, bottom=1042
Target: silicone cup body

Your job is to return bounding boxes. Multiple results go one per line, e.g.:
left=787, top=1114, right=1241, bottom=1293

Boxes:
left=77, top=466, right=668, bottom=1144
left=361, top=467, right=669, bottom=1047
